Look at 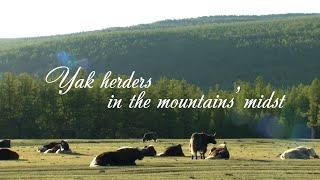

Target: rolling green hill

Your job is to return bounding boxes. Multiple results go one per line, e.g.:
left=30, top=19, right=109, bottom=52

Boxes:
left=1, top=14, right=320, bottom=88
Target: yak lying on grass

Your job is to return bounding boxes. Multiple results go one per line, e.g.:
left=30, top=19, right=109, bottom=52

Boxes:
left=206, top=142, right=230, bottom=160
left=43, top=143, right=61, bottom=153
left=142, top=145, right=157, bottom=156
left=190, top=132, right=217, bottom=159
left=0, top=139, right=11, bottom=148
left=56, top=140, right=71, bottom=154
left=158, top=144, right=185, bottom=156
left=38, top=142, right=60, bottom=152
left=280, top=146, right=319, bottom=160
left=90, top=147, right=144, bottom=167
left=38, top=140, right=71, bottom=154
left=0, top=148, right=19, bottom=160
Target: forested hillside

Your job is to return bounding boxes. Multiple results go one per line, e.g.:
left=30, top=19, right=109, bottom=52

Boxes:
left=1, top=14, right=320, bottom=138
left=0, top=14, right=320, bottom=88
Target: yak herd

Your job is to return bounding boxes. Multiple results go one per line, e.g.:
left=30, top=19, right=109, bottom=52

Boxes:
left=0, top=132, right=319, bottom=167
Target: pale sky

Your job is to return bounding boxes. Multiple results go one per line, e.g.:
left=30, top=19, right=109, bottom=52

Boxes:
left=0, top=0, right=319, bottom=38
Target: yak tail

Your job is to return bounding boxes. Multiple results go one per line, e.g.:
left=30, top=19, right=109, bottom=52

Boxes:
left=89, top=157, right=99, bottom=167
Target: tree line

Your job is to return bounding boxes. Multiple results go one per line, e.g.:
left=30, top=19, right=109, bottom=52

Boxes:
left=0, top=72, right=319, bottom=139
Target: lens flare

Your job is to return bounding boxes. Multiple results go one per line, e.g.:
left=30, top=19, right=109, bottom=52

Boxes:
left=78, top=58, right=91, bottom=69
left=56, top=51, right=91, bottom=70
left=255, top=116, right=285, bottom=138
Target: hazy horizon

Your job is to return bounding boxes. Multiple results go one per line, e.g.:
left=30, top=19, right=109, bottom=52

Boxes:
left=1, top=13, right=318, bottom=40
left=1, top=0, right=320, bottom=38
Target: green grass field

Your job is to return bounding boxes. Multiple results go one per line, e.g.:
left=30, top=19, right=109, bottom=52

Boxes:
left=1, top=139, right=320, bottom=179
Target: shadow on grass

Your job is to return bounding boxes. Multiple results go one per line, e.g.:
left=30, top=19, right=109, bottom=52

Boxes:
left=249, top=159, right=272, bottom=162
left=232, top=158, right=273, bottom=163
left=40, top=152, right=89, bottom=156
left=0, top=159, right=28, bottom=161
left=18, top=159, right=29, bottom=161
left=63, top=152, right=88, bottom=156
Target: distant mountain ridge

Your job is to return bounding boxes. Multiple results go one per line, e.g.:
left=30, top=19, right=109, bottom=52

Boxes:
left=131, top=13, right=319, bottom=28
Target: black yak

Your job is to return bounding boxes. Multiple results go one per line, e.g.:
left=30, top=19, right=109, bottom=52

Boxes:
left=38, top=142, right=60, bottom=153
left=158, top=144, right=185, bottom=156
left=44, top=144, right=61, bottom=153
left=90, top=147, right=144, bottom=167
left=0, top=139, right=11, bottom=148
left=56, top=140, right=71, bottom=154
left=0, top=149, right=19, bottom=160
left=142, top=145, right=157, bottom=156
left=38, top=140, right=71, bottom=154
left=142, top=132, right=157, bottom=142
left=190, top=132, right=217, bottom=159
left=206, top=142, right=230, bottom=160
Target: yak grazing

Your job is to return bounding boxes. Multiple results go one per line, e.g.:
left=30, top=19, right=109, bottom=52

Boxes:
left=0, top=139, right=11, bottom=148
left=280, top=146, right=319, bottom=160
left=0, top=148, right=19, bottom=160
left=190, top=132, right=217, bottom=159
left=90, top=147, right=144, bottom=167
left=158, top=144, right=185, bottom=156
left=206, top=142, right=230, bottom=160
left=142, top=132, right=158, bottom=142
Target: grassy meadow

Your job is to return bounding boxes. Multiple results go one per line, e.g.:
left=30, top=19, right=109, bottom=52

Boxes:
left=1, top=139, right=320, bottom=179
